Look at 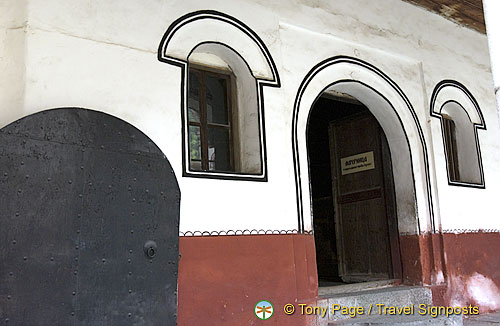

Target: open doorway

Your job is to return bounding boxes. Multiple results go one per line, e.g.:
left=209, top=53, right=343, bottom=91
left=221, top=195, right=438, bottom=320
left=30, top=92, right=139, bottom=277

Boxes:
left=308, top=94, right=402, bottom=287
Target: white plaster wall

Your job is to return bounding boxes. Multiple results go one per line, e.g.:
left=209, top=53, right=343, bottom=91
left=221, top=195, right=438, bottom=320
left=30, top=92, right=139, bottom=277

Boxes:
left=1, top=0, right=499, bottom=234
left=0, top=0, right=27, bottom=122
left=484, top=0, right=500, bottom=113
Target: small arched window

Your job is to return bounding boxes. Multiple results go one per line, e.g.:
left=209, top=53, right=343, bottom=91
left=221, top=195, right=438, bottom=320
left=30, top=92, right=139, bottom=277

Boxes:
left=187, top=44, right=262, bottom=176
left=158, top=11, right=280, bottom=181
left=431, top=81, right=486, bottom=188
left=441, top=104, right=479, bottom=183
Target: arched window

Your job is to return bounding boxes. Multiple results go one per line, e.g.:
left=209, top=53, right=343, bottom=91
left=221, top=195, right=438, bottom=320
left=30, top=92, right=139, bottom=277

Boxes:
left=431, top=81, right=486, bottom=187
left=158, top=11, right=280, bottom=181
left=187, top=44, right=262, bottom=175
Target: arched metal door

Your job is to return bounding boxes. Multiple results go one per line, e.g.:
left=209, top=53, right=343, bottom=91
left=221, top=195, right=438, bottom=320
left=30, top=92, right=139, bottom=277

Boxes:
left=0, top=108, right=180, bottom=325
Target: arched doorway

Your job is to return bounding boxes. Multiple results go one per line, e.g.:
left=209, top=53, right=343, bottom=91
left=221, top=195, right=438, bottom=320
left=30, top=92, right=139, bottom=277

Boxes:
left=0, top=108, right=180, bottom=325
left=307, top=94, right=401, bottom=286
left=292, top=56, right=438, bottom=287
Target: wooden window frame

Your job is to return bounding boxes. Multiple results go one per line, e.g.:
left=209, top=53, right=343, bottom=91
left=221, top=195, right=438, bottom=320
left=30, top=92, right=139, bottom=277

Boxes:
left=442, top=115, right=460, bottom=181
left=188, top=65, right=236, bottom=173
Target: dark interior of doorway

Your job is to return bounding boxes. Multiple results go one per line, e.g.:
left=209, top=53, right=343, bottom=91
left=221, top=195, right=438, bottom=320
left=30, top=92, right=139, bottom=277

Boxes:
left=308, top=95, right=369, bottom=286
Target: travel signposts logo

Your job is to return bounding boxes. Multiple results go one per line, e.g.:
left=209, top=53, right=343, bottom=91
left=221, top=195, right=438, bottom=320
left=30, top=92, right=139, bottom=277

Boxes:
left=255, top=300, right=274, bottom=320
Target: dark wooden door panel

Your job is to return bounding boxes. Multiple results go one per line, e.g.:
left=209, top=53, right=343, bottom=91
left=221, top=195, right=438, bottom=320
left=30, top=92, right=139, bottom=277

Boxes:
left=329, top=112, right=398, bottom=282
left=339, top=198, right=390, bottom=280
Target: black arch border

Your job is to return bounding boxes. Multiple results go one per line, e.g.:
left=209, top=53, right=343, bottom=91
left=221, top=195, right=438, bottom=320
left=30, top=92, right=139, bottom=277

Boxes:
left=292, top=56, right=435, bottom=234
left=430, top=80, right=486, bottom=189
left=157, top=10, right=281, bottom=182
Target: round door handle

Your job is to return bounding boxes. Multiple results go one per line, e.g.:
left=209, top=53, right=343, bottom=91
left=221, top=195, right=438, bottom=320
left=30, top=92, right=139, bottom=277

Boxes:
left=144, top=241, right=157, bottom=258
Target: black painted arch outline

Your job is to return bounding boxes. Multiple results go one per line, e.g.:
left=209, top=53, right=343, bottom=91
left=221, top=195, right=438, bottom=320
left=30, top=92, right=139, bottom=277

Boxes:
left=157, top=10, right=281, bottom=181
left=430, top=80, right=486, bottom=188
left=292, top=56, right=436, bottom=234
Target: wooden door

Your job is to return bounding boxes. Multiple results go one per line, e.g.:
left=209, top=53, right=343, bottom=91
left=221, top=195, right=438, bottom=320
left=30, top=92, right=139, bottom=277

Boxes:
left=329, top=112, right=400, bottom=283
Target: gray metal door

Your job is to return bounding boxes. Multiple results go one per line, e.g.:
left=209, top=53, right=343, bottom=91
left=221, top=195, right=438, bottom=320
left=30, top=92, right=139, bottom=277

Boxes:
left=0, top=108, right=180, bottom=325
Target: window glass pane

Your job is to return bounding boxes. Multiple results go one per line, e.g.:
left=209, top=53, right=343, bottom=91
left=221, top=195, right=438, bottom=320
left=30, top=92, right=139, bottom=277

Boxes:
left=188, top=71, right=200, bottom=123
left=207, top=127, right=231, bottom=172
left=206, top=75, right=228, bottom=125
left=188, top=125, right=202, bottom=171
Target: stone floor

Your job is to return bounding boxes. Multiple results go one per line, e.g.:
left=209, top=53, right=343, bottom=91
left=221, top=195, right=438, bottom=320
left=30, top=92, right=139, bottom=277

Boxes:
left=464, top=312, right=500, bottom=325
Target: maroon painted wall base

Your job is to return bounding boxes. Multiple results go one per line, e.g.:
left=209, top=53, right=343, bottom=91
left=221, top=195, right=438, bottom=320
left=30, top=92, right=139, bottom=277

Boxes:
left=177, top=232, right=500, bottom=325
left=177, top=234, right=318, bottom=326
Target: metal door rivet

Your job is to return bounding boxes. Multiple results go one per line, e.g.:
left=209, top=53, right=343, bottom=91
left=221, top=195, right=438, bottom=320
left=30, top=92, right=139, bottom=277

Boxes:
left=71, top=312, right=75, bottom=316
left=128, top=290, right=132, bottom=294
left=9, top=272, right=13, bottom=276
left=7, top=295, right=11, bottom=300
left=23, top=257, right=27, bottom=261
left=72, top=291, right=76, bottom=295
left=11, top=240, right=16, bottom=245
left=15, top=212, right=19, bottom=217
left=128, top=313, right=132, bottom=318
left=50, top=257, right=54, bottom=261
left=128, top=271, right=132, bottom=276
left=102, top=259, right=106, bottom=263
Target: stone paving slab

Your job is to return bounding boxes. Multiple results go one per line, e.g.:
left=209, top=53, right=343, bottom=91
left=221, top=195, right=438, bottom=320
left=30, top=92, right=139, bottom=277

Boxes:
left=464, top=312, right=500, bottom=325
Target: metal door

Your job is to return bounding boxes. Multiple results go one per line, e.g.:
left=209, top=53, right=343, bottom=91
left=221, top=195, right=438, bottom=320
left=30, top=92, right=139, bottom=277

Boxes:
left=0, top=108, right=180, bottom=325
